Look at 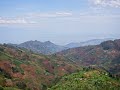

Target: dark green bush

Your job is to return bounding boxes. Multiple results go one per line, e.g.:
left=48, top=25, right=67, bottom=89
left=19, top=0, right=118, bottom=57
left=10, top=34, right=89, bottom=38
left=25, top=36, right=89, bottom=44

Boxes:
left=16, top=81, right=26, bottom=89
left=0, top=86, right=3, bottom=90
left=0, top=48, right=4, bottom=52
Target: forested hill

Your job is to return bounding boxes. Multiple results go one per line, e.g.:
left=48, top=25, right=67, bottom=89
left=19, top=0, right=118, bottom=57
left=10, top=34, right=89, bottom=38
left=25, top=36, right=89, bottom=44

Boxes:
left=0, top=44, right=79, bottom=90
left=56, top=39, right=120, bottom=75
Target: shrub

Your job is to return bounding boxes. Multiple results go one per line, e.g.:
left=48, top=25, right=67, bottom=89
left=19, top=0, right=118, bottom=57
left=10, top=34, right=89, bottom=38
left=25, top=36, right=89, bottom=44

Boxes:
left=0, top=85, right=3, bottom=90
left=0, top=48, right=4, bottom=52
left=16, top=81, right=26, bottom=89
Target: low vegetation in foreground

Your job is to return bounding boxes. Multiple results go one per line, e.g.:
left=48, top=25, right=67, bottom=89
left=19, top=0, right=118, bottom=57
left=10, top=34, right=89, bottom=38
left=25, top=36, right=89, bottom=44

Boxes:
left=49, top=68, right=120, bottom=90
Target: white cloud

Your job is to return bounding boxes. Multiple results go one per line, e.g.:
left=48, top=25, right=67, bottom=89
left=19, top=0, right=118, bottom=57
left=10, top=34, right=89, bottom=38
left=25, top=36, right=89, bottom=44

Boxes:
left=0, top=12, right=72, bottom=25
left=0, top=17, right=28, bottom=24
left=27, top=12, right=73, bottom=18
left=91, top=0, right=120, bottom=8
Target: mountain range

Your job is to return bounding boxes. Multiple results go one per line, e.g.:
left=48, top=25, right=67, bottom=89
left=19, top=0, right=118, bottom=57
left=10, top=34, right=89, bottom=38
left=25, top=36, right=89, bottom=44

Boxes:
left=65, top=38, right=115, bottom=48
left=8, top=38, right=115, bottom=55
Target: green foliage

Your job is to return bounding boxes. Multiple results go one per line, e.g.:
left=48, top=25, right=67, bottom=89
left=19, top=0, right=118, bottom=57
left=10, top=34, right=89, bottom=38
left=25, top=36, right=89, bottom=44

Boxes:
left=4, top=87, right=20, bottom=90
left=0, top=68, right=11, bottom=79
left=44, top=70, right=50, bottom=75
left=35, top=69, right=41, bottom=74
left=1, top=84, right=20, bottom=90
left=16, top=81, right=26, bottom=89
left=0, top=52, right=10, bottom=60
left=12, top=67, right=24, bottom=75
left=0, top=75, right=5, bottom=86
left=49, top=70, right=120, bottom=90
left=0, top=48, right=4, bottom=52
left=41, top=84, right=47, bottom=90
left=13, top=60, right=23, bottom=66
left=0, top=85, right=3, bottom=90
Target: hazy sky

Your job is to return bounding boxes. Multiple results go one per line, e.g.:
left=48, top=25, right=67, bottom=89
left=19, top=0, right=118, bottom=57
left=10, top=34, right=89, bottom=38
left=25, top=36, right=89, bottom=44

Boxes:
left=0, top=0, right=120, bottom=45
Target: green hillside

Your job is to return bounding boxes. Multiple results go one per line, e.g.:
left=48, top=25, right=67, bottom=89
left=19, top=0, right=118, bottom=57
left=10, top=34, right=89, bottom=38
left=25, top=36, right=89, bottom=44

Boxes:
left=49, top=69, right=120, bottom=90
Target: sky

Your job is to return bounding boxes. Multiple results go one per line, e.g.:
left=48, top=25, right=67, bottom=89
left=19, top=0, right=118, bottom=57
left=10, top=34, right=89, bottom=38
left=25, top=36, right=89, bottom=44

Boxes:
left=0, top=0, right=120, bottom=45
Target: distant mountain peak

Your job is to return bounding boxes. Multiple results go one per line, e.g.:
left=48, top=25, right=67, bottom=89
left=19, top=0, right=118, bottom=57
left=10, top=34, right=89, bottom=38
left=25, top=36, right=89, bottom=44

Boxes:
left=65, top=38, right=115, bottom=48
left=44, top=41, right=53, bottom=44
left=15, top=40, right=66, bottom=55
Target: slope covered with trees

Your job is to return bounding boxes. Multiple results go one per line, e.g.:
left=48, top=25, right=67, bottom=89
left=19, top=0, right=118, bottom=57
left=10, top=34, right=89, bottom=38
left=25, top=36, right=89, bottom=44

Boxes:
left=0, top=44, right=79, bottom=90
left=0, top=39, right=120, bottom=90
left=56, top=39, right=120, bottom=76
